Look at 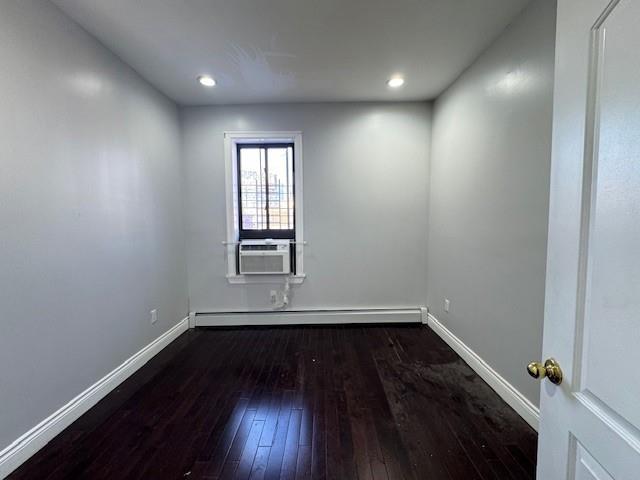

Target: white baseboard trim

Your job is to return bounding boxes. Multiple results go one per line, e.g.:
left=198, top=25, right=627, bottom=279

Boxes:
left=420, top=307, right=429, bottom=324
left=195, top=308, right=422, bottom=327
left=0, top=317, right=189, bottom=479
left=427, top=313, right=540, bottom=431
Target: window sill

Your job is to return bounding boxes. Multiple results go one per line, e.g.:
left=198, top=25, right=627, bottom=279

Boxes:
left=226, top=274, right=306, bottom=285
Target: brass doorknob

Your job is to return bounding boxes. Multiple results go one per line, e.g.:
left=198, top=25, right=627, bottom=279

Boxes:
left=527, top=358, right=563, bottom=385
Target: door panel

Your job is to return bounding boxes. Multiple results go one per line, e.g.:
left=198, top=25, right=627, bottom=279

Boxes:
left=538, top=0, right=640, bottom=478
left=574, top=442, right=614, bottom=480
left=581, top=0, right=640, bottom=429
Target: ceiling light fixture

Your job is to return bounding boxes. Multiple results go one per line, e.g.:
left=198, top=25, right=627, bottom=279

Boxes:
left=387, top=76, right=405, bottom=88
left=198, top=75, right=216, bottom=87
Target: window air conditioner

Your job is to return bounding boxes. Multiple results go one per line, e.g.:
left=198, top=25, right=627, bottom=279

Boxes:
left=239, top=239, right=291, bottom=274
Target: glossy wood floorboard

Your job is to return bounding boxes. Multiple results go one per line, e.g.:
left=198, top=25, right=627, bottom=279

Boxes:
left=10, top=325, right=537, bottom=480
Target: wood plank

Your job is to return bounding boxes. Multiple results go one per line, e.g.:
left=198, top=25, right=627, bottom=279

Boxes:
left=248, top=446, right=271, bottom=480
left=236, top=420, right=266, bottom=480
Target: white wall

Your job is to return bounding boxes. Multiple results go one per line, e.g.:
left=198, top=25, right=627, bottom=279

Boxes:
left=427, top=0, right=556, bottom=406
left=0, top=0, right=187, bottom=451
left=182, top=103, right=431, bottom=313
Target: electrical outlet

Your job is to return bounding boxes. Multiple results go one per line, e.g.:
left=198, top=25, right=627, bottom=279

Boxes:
left=270, top=290, right=278, bottom=305
left=444, top=299, right=450, bottom=313
left=150, top=309, right=158, bottom=324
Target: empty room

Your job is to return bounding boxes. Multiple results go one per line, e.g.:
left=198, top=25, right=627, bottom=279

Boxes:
left=2, top=0, right=639, bottom=478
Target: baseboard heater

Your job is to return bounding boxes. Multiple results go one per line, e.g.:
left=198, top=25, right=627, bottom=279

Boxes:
left=194, top=308, right=424, bottom=327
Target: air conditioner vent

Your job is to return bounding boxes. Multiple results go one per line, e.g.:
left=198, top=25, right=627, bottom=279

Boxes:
left=241, top=244, right=279, bottom=251
left=239, top=240, right=291, bottom=275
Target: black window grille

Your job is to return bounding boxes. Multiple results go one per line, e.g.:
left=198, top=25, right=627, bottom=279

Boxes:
left=237, top=143, right=295, bottom=240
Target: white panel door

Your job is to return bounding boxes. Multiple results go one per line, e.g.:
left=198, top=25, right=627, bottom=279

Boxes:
left=537, top=0, right=640, bottom=478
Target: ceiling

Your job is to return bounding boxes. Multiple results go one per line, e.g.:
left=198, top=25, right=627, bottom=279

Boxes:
left=52, top=0, right=531, bottom=106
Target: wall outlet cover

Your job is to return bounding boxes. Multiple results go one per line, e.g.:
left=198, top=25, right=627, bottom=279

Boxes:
left=444, top=299, right=450, bottom=313
left=150, top=309, right=158, bottom=324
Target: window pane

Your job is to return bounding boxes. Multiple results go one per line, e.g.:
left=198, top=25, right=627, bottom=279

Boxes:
left=266, top=147, right=294, bottom=230
left=239, top=147, right=266, bottom=230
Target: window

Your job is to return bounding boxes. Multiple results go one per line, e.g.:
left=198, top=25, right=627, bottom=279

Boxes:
left=237, top=144, right=295, bottom=239
left=223, top=132, right=305, bottom=283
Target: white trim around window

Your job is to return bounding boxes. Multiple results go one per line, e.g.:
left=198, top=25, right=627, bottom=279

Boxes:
left=223, top=131, right=305, bottom=284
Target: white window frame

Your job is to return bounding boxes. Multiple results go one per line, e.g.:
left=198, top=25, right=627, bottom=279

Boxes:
left=223, top=131, right=305, bottom=284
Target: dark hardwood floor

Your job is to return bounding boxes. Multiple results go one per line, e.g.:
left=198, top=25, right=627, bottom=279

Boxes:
left=10, top=325, right=537, bottom=480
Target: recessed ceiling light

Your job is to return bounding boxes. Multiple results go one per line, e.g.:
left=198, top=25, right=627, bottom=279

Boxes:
left=387, top=77, right=405, bottom=88
left=198, top=75, right=216, bottom=87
